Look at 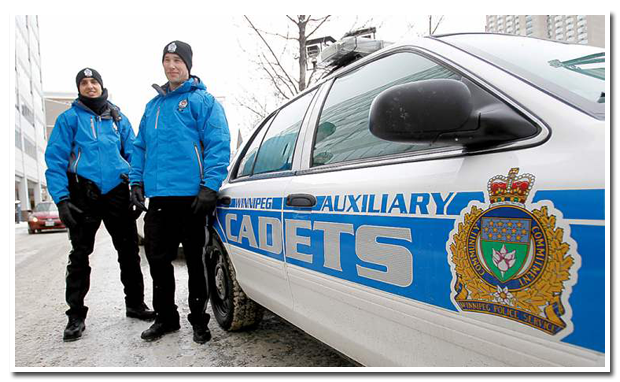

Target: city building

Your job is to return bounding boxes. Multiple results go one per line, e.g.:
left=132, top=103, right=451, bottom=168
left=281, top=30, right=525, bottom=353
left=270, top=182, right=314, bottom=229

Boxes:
left=15, top=15, right=48, bottom=221
left=485, top=15, right=605, bottom=48
left=44, top=92, right=77, bottom=140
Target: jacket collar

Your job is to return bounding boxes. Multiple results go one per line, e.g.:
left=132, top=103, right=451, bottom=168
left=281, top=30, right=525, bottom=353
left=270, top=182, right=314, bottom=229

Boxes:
left=72, top=100, right=120, bottom=121
left=152, top=76, right=205, bottom=97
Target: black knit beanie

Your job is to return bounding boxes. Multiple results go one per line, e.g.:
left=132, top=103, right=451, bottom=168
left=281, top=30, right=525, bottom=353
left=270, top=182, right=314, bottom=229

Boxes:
left=75, top=68, right=103, bottom=90
left=162, top=40, right=193, bottom=73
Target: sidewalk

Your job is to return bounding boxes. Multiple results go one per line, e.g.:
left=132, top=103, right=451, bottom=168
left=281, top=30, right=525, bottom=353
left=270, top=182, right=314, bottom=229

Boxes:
left=15, top=222, right=28, bottom=229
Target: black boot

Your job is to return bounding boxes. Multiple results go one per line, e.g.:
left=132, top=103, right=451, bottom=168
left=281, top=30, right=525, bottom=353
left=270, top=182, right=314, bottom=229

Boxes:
left=126, top=303, right=156, bottom=321
left=188, top=313, right=211, bottom=344
left=140, top=319, right=180, bottom=342
left=63, top=316, right=85, bottom=342
left=192, top=323, right=211, bottom=344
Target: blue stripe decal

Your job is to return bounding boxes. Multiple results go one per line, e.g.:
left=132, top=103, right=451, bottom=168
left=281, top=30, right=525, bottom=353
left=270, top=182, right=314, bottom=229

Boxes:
left=446, top=192, right=485, bottom=215
left=227, top=197, right=283, bottom=211
left=283, top=212, right=457, bottom=311
left=563, top=224, right=605, bottom=353
left=215, top=189, right=605, bottom=353
left=532, top=189, right=605, bottom=220
left=216, top=209, right=284, bottom=261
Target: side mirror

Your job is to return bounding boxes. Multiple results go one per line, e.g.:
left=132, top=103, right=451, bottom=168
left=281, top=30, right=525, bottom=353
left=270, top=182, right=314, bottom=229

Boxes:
left=369, top=78, right=539, bottom=148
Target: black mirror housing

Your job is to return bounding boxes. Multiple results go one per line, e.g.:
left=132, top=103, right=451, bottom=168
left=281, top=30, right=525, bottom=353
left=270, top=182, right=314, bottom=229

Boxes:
left=369, top=79, right=473, bottom=143
left=369, top=78, right=539, bottom=148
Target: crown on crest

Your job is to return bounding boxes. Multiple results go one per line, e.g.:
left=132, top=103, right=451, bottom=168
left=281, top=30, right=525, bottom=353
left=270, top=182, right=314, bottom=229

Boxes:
left=487, top=168, right=535, bottom=205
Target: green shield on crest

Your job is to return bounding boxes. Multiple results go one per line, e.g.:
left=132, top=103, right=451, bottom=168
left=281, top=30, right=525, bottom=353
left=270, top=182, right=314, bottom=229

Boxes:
left=480, top=217, right=531, bottom=283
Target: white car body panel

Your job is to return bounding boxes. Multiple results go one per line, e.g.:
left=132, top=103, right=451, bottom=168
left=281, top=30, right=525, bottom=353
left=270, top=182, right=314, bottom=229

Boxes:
left=213, top=35, right=606, bottom=367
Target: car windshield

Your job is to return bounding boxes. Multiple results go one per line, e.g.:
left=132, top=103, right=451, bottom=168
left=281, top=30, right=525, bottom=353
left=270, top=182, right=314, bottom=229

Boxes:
left=438, top=34, right=605, bottom=119
left=34, top=203, right=57, bottom=212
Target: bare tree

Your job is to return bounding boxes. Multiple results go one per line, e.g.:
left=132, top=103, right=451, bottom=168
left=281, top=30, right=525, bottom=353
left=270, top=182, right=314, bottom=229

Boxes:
left=244, top=15, right=331, bottom=99
left=234, top=16, right=396, bottom=135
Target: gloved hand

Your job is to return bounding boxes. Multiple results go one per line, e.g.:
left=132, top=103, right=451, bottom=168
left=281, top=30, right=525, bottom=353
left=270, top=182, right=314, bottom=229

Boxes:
left=57, top=200, right=83, bottom=230
left=130, top=184, right=148, bottom=217
left=191, top=186, right=218, bottom=216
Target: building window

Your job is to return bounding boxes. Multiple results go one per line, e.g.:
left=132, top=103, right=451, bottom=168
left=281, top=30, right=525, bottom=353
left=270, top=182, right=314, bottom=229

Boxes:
left=23, top=136, right=37, bottom=159
left=21, top=103, right=34, bottom=126
left=15, top=129, right=22, bottom=150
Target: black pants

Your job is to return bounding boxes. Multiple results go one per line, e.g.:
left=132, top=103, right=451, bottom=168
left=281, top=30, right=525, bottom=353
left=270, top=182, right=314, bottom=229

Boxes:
left=66, top=178, right=145, bottom=319
left=144, top=197, right=210, bottom=326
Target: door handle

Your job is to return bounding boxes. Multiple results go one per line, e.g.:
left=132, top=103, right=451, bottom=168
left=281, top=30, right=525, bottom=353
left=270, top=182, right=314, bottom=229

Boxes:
left=286, top=194, right=317, bottom=208
left=218, top=196, right=232, bottom=206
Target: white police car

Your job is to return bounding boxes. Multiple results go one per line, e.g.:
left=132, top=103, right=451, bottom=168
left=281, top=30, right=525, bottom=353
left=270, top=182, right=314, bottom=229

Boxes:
left=207, top=33, right=606, bottom=367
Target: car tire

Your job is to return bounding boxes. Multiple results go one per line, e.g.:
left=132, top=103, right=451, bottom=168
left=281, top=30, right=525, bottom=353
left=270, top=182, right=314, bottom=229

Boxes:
left=208, top=234, right=264, bottom=331
left=28, top=227, right=34, bottom=234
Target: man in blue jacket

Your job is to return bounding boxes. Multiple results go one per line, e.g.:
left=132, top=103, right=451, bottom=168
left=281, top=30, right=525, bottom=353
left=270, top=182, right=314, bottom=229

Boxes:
left=130, top=41, right=231, bottom=344
left=45, top=68, right=155, bottom=342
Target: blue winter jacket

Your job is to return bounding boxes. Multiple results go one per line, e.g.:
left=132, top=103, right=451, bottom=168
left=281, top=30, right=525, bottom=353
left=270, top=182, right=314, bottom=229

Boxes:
left=45, top=101, right=135, bottom=204
left=129, top=77, right=231, bottom=197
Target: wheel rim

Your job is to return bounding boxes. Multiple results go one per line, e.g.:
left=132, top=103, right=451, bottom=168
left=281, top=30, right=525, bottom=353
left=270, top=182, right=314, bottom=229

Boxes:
left=214, top=263, right=227, bottom=300
left=211, top=249, right=232, bottom=319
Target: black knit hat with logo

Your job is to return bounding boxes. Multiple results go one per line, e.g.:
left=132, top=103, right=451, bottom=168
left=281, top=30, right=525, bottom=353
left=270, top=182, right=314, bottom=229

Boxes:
left=162, top=40, right=193, bottom=73
left=75, top=67, right=103, bottom=90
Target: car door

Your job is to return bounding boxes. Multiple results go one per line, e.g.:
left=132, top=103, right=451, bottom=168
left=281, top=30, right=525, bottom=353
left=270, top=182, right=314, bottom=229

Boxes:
left=281, top=44, right=604, bottom=367
left=214, top=89, right=318, bottom=319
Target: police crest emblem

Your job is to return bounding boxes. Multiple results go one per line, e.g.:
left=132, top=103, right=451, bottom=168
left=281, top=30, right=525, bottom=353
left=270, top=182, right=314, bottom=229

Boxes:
left=178, top=99, right=188, bottom=111
left=448, top=168, right=580, bottom=338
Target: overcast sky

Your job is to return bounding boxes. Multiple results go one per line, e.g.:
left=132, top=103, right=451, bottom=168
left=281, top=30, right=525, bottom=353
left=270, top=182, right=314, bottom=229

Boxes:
left=37, top=15, right=485, bottom=148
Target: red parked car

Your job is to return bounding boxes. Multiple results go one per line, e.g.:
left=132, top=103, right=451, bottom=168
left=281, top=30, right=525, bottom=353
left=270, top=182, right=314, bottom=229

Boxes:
left=27, top=202, right=66, bottom=234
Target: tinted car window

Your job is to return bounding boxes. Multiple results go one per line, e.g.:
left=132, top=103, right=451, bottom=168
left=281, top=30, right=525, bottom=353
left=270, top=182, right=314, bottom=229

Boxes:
left=439, top=34, right=605, bottom=119
left=236, top=115, right=273, bottom=178
left=34, top=202, right=57, bottom=212
left=252, top=90, right=316, bottom=175
left=313, top=52, right=460, bottom=167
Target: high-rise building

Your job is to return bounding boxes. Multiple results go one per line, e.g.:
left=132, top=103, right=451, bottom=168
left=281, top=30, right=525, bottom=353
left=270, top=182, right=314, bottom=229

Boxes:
left=15, top=15, right=49, bottom=221
left=485, top=15, right=605, bottom=48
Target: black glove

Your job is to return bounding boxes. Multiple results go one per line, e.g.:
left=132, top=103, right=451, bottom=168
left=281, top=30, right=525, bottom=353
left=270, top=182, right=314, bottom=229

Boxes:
left=130, top=184, right=148, bottom=216
left=191, top=186, right=218, bottom=216
left=57, top=200, right=83, bottom=230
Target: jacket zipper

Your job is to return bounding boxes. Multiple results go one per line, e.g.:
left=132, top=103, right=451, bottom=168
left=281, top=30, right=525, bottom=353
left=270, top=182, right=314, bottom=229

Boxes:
left=194, top=143, right=204, bottom=180
left=155, top=107, right=161, bottom=129
left=90, top=117, right=97, bottom=138
left=73, top=148, right=82, bottom=182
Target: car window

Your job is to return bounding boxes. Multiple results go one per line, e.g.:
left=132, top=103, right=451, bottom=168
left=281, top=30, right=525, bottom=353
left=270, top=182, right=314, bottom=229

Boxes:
left=439, top=34, right=605, bottom=119
left=34, top=203, right=57, bottom=212
left=235, top=115, right=274, bottom=178
left=252, top=89, right=316, bottom=175
left=312, top=52, right=461, bottom=167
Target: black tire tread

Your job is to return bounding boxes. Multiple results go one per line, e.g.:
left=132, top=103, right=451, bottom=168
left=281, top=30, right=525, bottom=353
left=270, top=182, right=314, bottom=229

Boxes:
left=211, top=237, right=264, bottom=331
